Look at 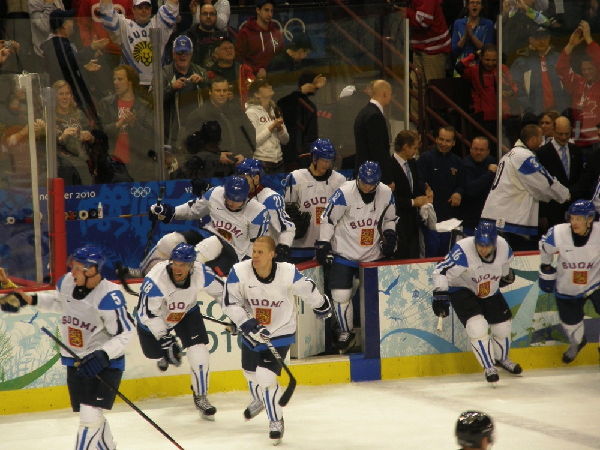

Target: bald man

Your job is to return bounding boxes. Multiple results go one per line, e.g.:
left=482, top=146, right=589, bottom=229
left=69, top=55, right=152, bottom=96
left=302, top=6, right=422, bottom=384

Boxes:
left=353, top=79, right=393, bottom=175
left=537, top=116, right=586, bottom=231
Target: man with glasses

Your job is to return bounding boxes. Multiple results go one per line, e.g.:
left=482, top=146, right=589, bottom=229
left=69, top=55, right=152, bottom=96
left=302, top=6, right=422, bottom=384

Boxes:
left=187, top=2, right=227, bottom=68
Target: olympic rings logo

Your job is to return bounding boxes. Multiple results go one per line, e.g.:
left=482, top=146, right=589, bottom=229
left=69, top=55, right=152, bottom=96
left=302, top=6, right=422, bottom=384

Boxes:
left=238, top=17, right=306, bottom=42
left=130, top=186, right=151, bottom=198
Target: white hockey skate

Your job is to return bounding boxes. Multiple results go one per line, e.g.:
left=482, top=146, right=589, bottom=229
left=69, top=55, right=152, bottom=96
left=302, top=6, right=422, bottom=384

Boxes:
left=269, top=419, right=284, bottom=445
left=193, top=394, right=217, bottom=420
left=336, top=331, right=355, bottom=354
left=495, top=358, right=523, bottom=375
left=562, top=337, right=587, bottom=364
left=484, top=367, right=499, bottom=384
left=243, top=398, right=264, bottom=420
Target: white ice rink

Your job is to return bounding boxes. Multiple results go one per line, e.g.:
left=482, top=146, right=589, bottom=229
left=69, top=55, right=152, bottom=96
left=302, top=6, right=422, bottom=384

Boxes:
left=1, top=365, right=599, bottom=449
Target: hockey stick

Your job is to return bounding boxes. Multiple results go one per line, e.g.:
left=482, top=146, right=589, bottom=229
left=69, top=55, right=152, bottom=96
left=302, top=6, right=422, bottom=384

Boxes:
left=436, top=316, right=443, bottom=333
left=115, top=262, right=140, bottom=296
left=264, top=339, right=296, bottom=407
left=40, top=327, right=185, bottom=450
left=144, top=185, right=166, bottom=257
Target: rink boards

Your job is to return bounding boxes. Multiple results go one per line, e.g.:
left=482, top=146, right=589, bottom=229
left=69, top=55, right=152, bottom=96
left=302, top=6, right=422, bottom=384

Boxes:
left=1, top=253, right=599, bottom=414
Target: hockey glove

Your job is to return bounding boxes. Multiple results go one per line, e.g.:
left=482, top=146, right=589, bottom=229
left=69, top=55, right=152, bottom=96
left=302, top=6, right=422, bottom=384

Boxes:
left=240, top=318, right=270, bottom=346
left=149, top=203, right=175, bottom=224
left=285, top=203, right=311, bottom=239
left=275, top=244, right=290, bottom=262
left=432, top=291, right=450, bottom=317
left=0, top=291, right=28, bottom=313
left=315, top=241, right=333, bottom=266
left=538, top=264, right=557, bottom=293
left=77, top=350, right=110, bottom=378
left=499, top=268, right=516, bottom=287
left=313, top=295, right=333, bottom=320
left=191, top=178, right=210, bottom=198
left=380, top=229, right=397, bottom=258
left=159, top=334, right=183, bottom=367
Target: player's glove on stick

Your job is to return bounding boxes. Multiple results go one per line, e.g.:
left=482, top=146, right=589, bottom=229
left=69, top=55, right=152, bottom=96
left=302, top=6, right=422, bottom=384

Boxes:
left=315, top=241, right=333, bottom=266
left=241, top=318, right=270, bottom=346
left=191, top=179, right=210, bottom=198
left=0, top=291, right=28, bottom=313
left=538, top=264, right=556, bottom=293
left=499, top=268, right=515, bottom=287
left=159, top=334, right=183, bottom=366
left=432, top=291, right=450, bottom=317
left=275, top=244, right=290, bottom=262
left=313, top=295, right=332, bottom=319
left=149, top=203, right=175, bottom=223
left=380, top=229, right=397, bottom=257
left=77, top=350, right=110, bottom=378
left=285, top=202, right=311, bottom=239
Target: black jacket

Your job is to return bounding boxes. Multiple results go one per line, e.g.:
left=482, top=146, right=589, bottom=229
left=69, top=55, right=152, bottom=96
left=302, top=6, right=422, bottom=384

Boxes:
left=353, top=102, right=391, bottom=174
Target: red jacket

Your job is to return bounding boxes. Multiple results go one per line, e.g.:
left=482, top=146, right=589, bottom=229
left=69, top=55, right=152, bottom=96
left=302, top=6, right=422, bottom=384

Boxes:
left=235, top=18, right=284, bottom=73
left=77, top=0, right=133, bottom=55
left=556, top=42, right=600, bottom=146
left=406, top=0, right=450, bottom=55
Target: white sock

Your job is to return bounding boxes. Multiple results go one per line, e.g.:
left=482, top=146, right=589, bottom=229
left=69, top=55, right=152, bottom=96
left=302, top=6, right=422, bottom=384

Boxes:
left=187, top=344, right=210, bottom=396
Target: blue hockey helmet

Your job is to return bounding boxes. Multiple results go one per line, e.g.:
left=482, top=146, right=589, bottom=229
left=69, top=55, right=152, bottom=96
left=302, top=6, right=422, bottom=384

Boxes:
left=71, top=245, right=105, bottom=271
left=223, top=175, right=250, bottom=203
left=567, top=199, right=595, bottom=218
left=235, top=158, right=264, bottom=177
left=474, top=221, right=497, bottom=247
left=170, top=243, right=196, bottom=263
left=310, top=138, right=335, bottom=161
left=456, top=411, right=494, bottom=448
left=357, top=161, right=382, bottom=185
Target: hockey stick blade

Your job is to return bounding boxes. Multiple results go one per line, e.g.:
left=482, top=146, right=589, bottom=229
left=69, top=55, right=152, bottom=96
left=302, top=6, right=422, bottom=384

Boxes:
left=40, top=327, right=185, bottom=450
left=115, top=262, right=140, bottom=296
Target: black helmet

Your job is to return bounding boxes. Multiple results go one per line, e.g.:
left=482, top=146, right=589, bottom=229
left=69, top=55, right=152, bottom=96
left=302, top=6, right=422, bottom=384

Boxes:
left=456, top=411, right=494, bottom=448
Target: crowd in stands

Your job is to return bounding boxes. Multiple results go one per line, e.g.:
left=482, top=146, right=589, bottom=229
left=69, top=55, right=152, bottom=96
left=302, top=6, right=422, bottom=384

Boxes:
left=1, top=0, right=600, bottom=258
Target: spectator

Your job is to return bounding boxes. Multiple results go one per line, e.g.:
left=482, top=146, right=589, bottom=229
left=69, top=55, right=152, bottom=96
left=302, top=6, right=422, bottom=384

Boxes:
left=556, top=20, right=600, bottom=150
left=245, top=78, right=289, bottom=173
left=190, top=0, right=230, bottom=32
left=537, top=116, right=586, bottom=232
left=2, top=1, right=34, bottom=71
left=511, top=27, right=569, bottom=121
left=267, top=32, right=313, bottom=97
left=387, top=130, right=433, bottom=259
left=99, top=0, right=178, bottom=89
left=97, top=64, right=155, bottom=181
left=456, top=44, right=518, bottom=140
left=481, top=124, right=570, bottom=251
left=398, top=0, right=451, bottom=82
left=0, top=40, right=18, bottom=71
left=28, top=0, right=64, bottom=58
left=163, top=35, right=207, bottom=147
left=179, top=76, right=255, bottom=158
left=502, top=0, right=558, bottom=59
left=417, top=125, right=464, bottom=257
left=187, top=2, right=226, bottom=68
left=353, top=79, right=392, bottom=173
left=277, top=71, right=326, bottom=171
left=235, top=0, right=283, bottom=78
left=205, top=37, right=239, bottom=87
left=41, top=9, right=101, bottom=124
left=461, top=136, right=496, bottom=235
left=538, top=109, right=559, bottom=145
left=451, top=0, right=495, bottom=64
left=54, top=80, right=95, bottom=185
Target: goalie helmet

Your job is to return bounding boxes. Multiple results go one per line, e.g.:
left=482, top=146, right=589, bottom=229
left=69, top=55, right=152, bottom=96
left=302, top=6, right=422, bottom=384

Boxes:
left=224, top=176, right=250, bottom=203
left=474, top=221, right=497, bottom=247
left=310, top=138, right=335, bottom=161
left=357, top=161, right=381, bottom=185
left=235, top=158, right=264, bottom=177
left=456, top=410, right=494, bottom=448
left=170, top=243, right=196, bottom=263
left=71, top=245, right=105, bottom=271
left=567, top=199, right=595, bottom=218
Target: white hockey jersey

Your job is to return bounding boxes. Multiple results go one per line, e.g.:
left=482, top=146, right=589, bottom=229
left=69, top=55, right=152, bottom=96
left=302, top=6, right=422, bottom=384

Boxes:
left=254, top=186, right=295, bottom=247
left=320, top=180, right=396, bottom=263
left=136, top=260, right=224, bottom=338
left=539, top=223, right=600, bottom=298
left=433, top=236, right=513, bottom=297
left=481, top=145, right=570, bottom=235
left=99, top=0, right=178, bottom=85
left=284, top=168, right=346, bottom=254
left=36, top=275, right=134, bottom=367
left=223, top=259, right=326, bottom=346
left=593, top=175, right=600, bottom=215
left=174, top=186, right=269, bottom=260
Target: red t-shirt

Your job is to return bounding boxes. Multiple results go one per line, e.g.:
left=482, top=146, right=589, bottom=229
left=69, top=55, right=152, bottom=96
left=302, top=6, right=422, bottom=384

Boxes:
left=114, top=99, right=134, bottom=163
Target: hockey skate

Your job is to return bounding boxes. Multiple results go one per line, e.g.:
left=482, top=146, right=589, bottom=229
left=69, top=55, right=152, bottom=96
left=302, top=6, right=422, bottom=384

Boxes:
left=243, top=398, right=264, bottom=420
left=484, top=367, right=499, bottom=383
left=193, top=394, right=217, bottom=420
left=562, top=337, right=587, bottom=364
left=336, top=331, right=355, bottom=354
left=495, top=358, right=523, bottom=375
left=269, top=419, right=284, bottom=445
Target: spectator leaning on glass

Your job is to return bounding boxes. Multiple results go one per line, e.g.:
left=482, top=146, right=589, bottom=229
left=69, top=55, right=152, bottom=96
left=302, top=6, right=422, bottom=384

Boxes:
left=451, top=0, right=495, bottom=63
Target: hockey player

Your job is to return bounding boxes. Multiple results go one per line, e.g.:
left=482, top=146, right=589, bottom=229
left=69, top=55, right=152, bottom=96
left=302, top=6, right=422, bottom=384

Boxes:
left=99, top=0, right=178, bottom=87
left=317, top=160, right=397, bottom=352
left=235, top=158, right=296, bottom=262
left=432, top=221, right=522, bottom=383
left=284, top=138, right=347, bottom=263
left=0, top=246, right=135, bottom=450
left=222, top=236, right=331, bottom=444
left=539, top=199, right=600, bottom=363
left=455, top=411, right=494, bottom=450
left=149, top=175, right=270, bottom=262
left=136, top=243, right=224, bottom=419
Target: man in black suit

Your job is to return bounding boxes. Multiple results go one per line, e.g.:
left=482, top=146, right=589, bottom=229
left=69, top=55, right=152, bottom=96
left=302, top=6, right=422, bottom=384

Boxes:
left=537, top=116, right=586, bottom=233
left=387, top=130, right=433, bottom=259
left=353, top=79, right=392, bottom=173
